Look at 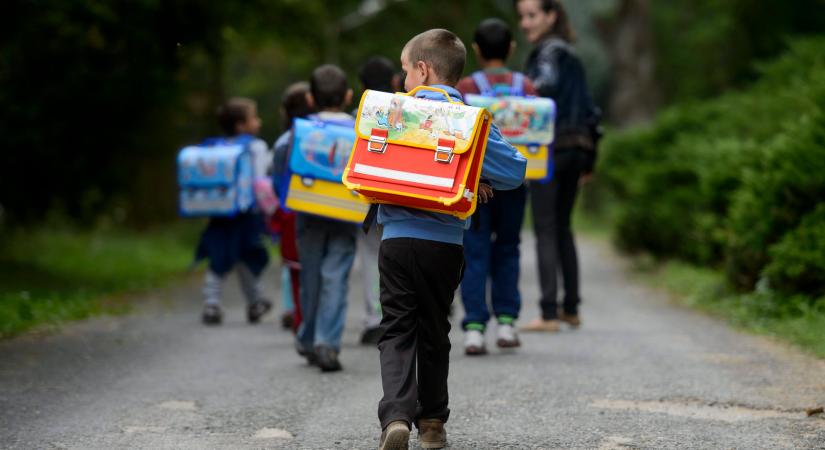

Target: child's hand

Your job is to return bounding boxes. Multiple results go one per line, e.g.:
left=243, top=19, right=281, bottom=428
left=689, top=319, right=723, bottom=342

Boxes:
left=478, top=183, right=494, bottom=203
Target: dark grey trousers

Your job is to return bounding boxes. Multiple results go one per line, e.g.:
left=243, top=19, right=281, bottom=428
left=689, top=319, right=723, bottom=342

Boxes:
left=530, top=149, right=588, bottom=319
left=377, top=238, right=464, bottom=429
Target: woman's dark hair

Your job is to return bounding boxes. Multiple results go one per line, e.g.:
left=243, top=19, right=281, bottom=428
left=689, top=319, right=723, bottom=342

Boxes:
left=517, top=0, right=575, bottom=43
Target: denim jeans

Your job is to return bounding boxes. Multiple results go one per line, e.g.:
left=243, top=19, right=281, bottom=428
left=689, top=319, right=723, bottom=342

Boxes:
left=295, top=213, right=357, bottom=352
left=460, top=184, right=527, bottom=329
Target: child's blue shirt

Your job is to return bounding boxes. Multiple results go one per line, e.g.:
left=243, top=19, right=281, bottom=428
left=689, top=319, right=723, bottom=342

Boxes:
left=378, top=85, right=527, bottom=245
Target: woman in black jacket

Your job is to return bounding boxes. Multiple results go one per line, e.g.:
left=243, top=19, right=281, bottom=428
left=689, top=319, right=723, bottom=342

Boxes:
left=516, top=0, right=598, bottom=332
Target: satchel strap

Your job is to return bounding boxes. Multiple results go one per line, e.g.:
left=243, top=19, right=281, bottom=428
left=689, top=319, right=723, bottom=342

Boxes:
left=471, top=71, right=494, bottom=97
left=511, top=72, right=525, bottom=97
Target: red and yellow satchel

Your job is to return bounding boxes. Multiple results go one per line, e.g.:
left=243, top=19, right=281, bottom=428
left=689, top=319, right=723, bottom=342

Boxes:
left=342, top=86, right=492, bottom=220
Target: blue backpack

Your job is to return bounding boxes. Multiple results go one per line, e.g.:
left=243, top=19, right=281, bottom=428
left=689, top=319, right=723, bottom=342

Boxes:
left=177, top=134, right=255, bottom=217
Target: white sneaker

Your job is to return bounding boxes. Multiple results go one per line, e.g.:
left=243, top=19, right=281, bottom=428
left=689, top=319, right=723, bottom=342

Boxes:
left=496, top=323, right=520, bottom=348
left=463, top=329, right=487, bottom=355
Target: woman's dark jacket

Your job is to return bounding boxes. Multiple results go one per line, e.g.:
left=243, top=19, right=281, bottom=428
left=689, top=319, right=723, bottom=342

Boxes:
left=525, top=37, right=599, bottom=171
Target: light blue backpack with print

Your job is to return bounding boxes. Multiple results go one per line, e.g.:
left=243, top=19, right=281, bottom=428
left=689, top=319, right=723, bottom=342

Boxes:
left=177, top=134, right=255, bottom=217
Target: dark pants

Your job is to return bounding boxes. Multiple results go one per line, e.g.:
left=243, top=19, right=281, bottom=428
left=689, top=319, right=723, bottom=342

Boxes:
left=195, top=212, right=269, bottom=276
left=377, top=238, right=465, bottom=429
left=460, top=185, right=527, bottom=328
left=530, top=149, right=588, bottom=319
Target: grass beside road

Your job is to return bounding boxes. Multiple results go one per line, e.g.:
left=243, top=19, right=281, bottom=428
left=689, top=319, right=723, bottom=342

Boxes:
left=0, top=223, right=202, bottom=338
left=575, top=203, right=825, bottom=359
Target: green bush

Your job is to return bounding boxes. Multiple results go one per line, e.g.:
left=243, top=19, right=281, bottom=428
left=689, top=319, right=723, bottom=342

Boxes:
left=594, top=36, right=825, bottom=296
left=764, top=204, right=825, bottom=297
left=725, top=101, right=825, bottom=289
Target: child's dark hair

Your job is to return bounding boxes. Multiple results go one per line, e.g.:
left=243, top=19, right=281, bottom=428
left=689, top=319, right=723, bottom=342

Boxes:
left=515, top=0, right=575, bottom=42
left=359, top=56, right=396, bottom=93
left=474, top=18, right=513, bottom=61
left=280, top=81, right=314, bottom=131
left=310, top=64, right=350, bottom=109
left=404, top=29, right=466, bottom=86
left=217, top=97, right=256, bottom=136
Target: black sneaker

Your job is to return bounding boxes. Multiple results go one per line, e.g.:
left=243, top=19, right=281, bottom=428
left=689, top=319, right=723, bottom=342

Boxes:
left=202, top=305, right=223, bottom=325
left=315, top=345, right=342, bottom=372
left=360, top=327, right=383, bottom=345
left=247, top=299, right=273, bottom=324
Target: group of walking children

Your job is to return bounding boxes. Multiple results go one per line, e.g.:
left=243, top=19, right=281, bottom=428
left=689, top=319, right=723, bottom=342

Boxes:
left=178, top=0, right=598, bottom=447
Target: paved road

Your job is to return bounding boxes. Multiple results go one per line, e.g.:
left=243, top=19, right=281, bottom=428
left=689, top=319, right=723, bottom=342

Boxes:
left=1, top=235, right=824, bottom=449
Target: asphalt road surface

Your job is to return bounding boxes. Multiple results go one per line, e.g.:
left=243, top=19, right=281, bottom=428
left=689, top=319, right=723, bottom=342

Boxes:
left=1, top=235, right=823, bottom=449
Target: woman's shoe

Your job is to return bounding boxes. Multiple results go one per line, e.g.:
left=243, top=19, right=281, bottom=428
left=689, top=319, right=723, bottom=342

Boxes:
left=559, top=312, right=581, bottom=328
left=520, top=318, right=561, bottom=332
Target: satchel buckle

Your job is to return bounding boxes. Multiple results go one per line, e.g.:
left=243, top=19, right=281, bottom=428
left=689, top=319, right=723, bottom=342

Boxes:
left=434, top=138, right=455, bottom=164
left=368, top=128, right=388, bottom=154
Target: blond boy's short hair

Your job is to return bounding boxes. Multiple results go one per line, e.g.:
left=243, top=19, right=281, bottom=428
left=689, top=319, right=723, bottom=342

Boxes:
left=403, top=29, right=466, bottom=86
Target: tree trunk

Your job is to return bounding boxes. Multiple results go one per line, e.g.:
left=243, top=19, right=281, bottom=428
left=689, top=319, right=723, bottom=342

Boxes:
left=596, top=0, right=660, bottom=127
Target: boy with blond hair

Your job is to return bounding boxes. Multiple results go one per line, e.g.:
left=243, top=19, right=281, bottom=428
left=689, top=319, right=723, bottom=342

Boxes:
left=376, top=29, right=527, bottom=450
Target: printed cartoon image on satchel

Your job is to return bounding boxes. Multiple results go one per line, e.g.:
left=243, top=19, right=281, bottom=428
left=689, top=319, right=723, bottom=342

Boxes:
left=284, top=118, right=370, bottom=223
left=465, top=72, right=556, bottom=181
left=343, top=86, right=493, bottom=220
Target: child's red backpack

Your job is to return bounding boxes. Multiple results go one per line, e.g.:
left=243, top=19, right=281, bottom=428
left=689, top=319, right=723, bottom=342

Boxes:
left=343, top=86, right=492, bottom=220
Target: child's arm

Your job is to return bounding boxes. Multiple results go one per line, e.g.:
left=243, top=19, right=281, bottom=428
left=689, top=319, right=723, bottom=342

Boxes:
left=271, top=131, right=292, bottom=200
left=272, top=132, right=291, bottom=176
left=250, top=139, right=272, bottom=179
left=479, top=123, right=527, bottom=191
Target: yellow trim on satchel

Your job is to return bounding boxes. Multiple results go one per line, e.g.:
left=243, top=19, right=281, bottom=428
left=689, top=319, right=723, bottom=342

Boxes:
left=286, top=175, right=369, bottom=223
left=515, top=144, right=550, bottom=180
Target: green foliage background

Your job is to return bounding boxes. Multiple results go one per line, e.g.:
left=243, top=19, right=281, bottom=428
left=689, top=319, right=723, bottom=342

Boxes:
left=0, top=0, right=616, bottom=227
left=595, top=36, right=825, bottom=305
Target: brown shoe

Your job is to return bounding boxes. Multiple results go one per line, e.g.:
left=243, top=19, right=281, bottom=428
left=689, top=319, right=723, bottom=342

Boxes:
left=379, top=421, right=409, bottom=450
left=520, top=318, right=561, bottom=332
left=559, top=312, right=581, bottom=328
left=417, top=419, right=446, bottom=449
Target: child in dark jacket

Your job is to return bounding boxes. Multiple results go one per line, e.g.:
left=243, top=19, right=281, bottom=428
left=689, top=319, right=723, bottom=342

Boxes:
left=376, top=29, right=527, bottom=450
left=195, top=98, right=273, bottom=325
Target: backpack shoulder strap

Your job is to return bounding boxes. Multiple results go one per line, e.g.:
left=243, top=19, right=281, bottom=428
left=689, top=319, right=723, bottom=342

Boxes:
left=511, top=72, right=525, bottom=97
left=471, top=71, right=494, bottom=97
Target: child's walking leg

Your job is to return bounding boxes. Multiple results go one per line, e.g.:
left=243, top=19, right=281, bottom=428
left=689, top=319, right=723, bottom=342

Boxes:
left=237, top=263, right=272, bottom=323
left=295, top=215, right=326, bottom=359
left=413, top=240, right=463, bottom=424
left=358, top=227, right=383, bottom=344
left=377, top=238, right=419, bottom=428
left=377, top=239, right=464, bottom=429
left=237, top=263, right=262, bottom=304
left=202, top=270, right=224, bottom=324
